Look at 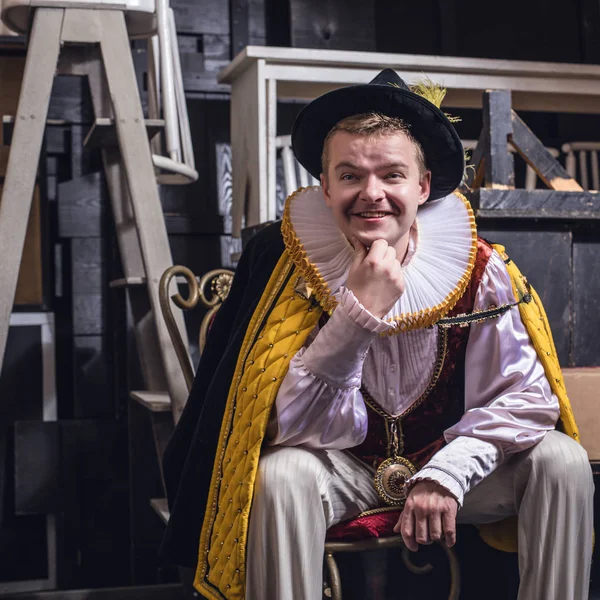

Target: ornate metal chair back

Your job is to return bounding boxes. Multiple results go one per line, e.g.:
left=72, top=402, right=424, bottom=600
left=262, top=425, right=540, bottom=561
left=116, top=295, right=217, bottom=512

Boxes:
left=159, top=265, right=234, bottom=392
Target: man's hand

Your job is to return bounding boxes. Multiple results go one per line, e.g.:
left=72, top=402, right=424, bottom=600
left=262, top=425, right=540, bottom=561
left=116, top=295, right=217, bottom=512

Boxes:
left=394, top=481, right=458, bottom=552
left=346, top=238, right=405, bottom=318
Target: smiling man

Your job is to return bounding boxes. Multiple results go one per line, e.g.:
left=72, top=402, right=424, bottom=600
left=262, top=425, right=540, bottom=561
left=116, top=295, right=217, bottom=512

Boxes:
left=161, top=70, right=594, bottom=600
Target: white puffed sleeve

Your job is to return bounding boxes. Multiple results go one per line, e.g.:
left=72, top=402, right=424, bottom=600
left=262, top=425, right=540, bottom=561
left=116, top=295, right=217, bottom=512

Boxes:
left=267, top=287, right=394, bottom=448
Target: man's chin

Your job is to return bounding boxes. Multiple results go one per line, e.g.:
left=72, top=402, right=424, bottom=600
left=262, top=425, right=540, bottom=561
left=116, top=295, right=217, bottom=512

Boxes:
left=353, top=233, right=389, bottom=250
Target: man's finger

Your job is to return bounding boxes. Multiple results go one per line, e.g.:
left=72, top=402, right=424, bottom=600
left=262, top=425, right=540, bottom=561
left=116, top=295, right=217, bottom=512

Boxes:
left=400, top=508, right=418, bottom=552
left=428, top=511, right=443, bottom=542
left=442, top=509, right=457, bottom=547
left=350, top=236, right=368, bottom=262
left=393, top=510, right=403, bottom=534
left=414, top=511, right=430, bottom=546
left=384, top=245, right=397, bottom=262
left=365, top=238, right=388, bottom=263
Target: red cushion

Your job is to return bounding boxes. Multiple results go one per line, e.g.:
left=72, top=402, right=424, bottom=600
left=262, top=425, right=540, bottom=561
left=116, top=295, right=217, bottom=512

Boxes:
left=326, top=510, right=403, bottom=542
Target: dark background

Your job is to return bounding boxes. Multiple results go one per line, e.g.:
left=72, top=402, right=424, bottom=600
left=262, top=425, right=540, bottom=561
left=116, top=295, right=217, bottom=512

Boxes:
left=1, top=0, right=599, bottom=597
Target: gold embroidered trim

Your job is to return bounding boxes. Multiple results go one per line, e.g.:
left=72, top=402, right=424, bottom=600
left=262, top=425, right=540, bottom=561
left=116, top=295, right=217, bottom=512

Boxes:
left=356, top=505, right=403, bottom=518
left=436, top=302, right=524, bottom=329
left=281, top=188, right=478, bottom=333
left=281, top=186, right=338, bottom=314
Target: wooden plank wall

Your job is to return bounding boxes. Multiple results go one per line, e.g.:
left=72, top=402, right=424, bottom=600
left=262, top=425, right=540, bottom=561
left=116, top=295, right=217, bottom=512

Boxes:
left=1, top=0, right=600, bottom=592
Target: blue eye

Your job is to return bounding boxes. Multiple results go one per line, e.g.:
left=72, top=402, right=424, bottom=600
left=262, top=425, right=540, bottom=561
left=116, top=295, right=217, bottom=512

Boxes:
left=341, top=174, right=356, bottom=181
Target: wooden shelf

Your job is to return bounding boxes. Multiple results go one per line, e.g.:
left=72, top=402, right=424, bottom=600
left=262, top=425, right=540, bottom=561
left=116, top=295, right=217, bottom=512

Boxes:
left=217, top=45, right=600, bottom=236
left=129, top=391, right=171, bottom=413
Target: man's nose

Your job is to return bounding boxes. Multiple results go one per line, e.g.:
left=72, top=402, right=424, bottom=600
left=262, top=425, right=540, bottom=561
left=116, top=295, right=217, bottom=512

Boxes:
left=359, top=176, right=384, bottom=202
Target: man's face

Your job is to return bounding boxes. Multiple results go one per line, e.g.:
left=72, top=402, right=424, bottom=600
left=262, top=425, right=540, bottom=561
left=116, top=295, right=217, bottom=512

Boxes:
left=320, top=131, right=431, bottom=256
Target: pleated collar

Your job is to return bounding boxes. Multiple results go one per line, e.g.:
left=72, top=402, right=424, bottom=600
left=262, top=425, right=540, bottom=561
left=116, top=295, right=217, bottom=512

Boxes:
left=280, top=186, right=478, bottom=333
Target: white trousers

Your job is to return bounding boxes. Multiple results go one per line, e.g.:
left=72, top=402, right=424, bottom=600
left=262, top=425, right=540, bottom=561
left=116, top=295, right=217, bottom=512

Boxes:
left=246, top=431, right=594, bottom=600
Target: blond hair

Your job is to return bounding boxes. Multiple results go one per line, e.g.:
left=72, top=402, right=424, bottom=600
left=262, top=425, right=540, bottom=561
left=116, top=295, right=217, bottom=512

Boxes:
left=321, top=112, right=427, bottom=177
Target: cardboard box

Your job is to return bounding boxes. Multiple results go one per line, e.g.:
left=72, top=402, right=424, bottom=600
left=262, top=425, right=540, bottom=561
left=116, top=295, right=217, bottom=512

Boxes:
left=563, top=367, right=600, bottom=461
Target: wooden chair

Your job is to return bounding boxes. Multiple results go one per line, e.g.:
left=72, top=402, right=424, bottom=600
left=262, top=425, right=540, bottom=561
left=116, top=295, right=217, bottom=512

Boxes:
left=159, top=264, right=461, bottom=600
left=561, top=142, right=600, bottom=191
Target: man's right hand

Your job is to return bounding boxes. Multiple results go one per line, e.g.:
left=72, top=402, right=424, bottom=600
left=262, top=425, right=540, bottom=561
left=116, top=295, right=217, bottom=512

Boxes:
left=345, top=238, right=405, bottom=318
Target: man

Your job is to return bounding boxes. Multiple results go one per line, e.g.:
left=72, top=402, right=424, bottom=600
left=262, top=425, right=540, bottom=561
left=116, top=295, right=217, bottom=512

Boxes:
left=161, top=69, right=594, bottom=600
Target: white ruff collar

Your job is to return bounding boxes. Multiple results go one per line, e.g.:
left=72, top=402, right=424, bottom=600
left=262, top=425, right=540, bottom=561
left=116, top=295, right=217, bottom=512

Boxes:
left=280, top=187, right=478, bottom=333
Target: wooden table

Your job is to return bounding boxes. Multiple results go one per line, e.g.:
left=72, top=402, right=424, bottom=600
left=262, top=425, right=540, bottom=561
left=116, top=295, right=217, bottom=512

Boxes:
left=218, top=46, right=600, bottom=236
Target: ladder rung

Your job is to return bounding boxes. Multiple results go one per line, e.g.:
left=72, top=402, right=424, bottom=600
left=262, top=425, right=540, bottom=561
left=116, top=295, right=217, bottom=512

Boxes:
left=150, top=498, right=170, bottom=524
left=2, top=114, right=68, bottom=146
left=130, top=391, right=172, bottom=412
left=84, top=117, right=165, bottom=149
left=109, top=274, right=198, bottom=288
left=109, top=276, right=146, bottom=288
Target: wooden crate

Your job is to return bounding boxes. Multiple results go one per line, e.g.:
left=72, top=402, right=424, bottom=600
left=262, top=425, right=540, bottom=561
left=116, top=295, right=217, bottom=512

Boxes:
left=563, top=367, right=600, bottom=461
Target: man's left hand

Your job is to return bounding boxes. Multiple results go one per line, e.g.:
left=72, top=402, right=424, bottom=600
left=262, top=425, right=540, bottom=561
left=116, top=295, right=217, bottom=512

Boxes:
left=393, top=480, right=458, bottom=552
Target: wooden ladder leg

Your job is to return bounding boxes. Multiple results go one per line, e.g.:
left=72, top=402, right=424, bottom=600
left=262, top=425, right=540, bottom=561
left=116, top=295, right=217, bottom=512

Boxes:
left=83, top=51, right=172, bottom=394
left=0, top=7, right=64, bottom=369
left=97, top=9, right=189, bottom=422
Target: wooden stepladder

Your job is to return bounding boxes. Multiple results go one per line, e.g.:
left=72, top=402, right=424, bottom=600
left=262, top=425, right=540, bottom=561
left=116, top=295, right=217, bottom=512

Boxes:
left=0, top=5, right=189, bottom=423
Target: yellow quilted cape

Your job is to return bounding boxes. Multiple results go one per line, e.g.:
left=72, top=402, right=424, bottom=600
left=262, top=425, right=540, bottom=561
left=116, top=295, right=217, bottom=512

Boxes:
left=194, top=252, right=323, bottom=599
left=194, top=245, right=579, bottom=597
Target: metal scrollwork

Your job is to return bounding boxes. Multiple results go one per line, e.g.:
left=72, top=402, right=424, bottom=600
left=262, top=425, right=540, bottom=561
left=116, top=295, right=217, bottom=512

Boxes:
left=197, top=269, right=235, bottom=356
left=159, top=266, right=234, bottom=392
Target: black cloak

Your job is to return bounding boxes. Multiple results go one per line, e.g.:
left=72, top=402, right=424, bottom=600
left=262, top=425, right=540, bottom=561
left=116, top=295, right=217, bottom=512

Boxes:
left=160, top=222, right=285, bottom=568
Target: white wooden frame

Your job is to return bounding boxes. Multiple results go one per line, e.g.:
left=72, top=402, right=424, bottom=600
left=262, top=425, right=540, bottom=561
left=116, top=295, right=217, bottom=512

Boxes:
left=218, top=46, right=600, bottom=237
left=0, top=312, right=57, bottom=594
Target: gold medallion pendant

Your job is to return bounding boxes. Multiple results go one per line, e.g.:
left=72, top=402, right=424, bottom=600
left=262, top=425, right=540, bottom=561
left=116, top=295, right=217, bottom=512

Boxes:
left=374, top=455, right=418, bottom=506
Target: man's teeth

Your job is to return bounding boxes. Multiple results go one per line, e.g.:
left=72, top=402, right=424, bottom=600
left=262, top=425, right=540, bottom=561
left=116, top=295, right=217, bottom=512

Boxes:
left=356, top=212, right=388, bottom=217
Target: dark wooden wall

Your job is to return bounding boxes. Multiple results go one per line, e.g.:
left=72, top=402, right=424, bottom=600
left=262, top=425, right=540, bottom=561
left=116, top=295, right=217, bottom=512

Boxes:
left=1, top=0, right=600, bottom=593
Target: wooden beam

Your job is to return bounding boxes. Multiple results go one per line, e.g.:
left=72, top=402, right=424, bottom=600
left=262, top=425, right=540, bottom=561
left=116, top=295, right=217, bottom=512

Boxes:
left=509, top=110, right=583, bottom=191
left=1, top=584, right=184, bottom=600
left=482, top=90, right=514, bottom=189
left=437, top=0, right=457, bottom=55
left=229, top=0, right=250, bottom=59
left=471, top=188, right=600, bottom=219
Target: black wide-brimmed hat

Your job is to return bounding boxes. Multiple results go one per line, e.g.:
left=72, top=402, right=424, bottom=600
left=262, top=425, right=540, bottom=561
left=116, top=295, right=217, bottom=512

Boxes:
left=291, top=68, right=464, bottom=201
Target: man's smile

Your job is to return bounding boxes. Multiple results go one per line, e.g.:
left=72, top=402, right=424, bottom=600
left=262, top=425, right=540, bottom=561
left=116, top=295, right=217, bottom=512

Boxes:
left=350, top=210, right=395, bottom=221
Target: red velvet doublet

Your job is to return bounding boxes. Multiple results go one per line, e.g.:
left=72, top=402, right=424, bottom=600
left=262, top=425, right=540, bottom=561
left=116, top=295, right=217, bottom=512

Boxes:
left=348, top=238, right=494, bottom=471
